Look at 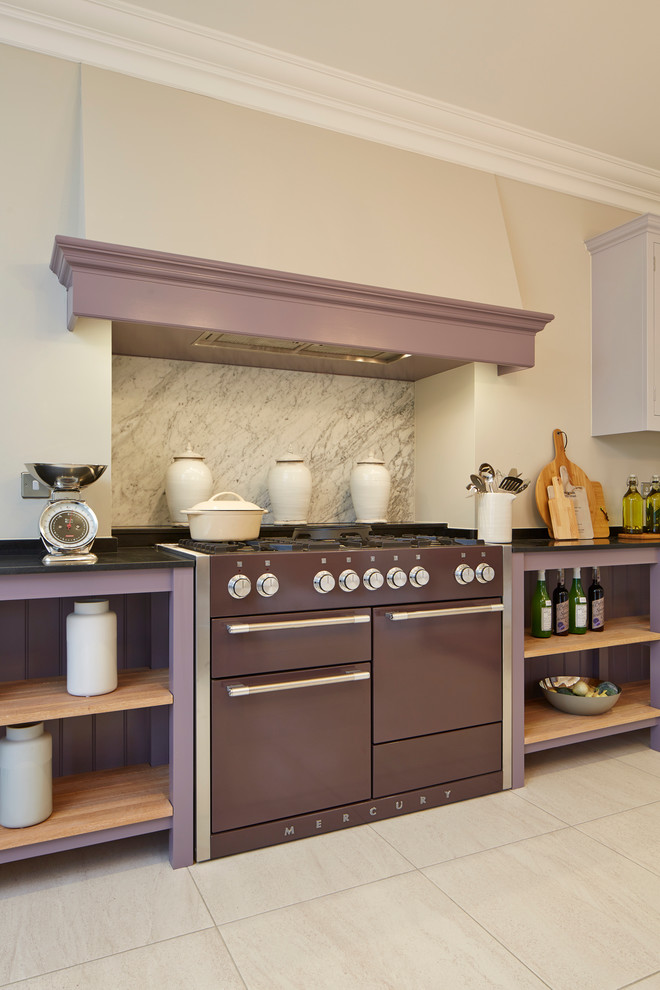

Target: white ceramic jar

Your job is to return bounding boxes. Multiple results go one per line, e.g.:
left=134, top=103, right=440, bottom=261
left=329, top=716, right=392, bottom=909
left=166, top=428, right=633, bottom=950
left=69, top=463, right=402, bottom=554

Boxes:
left=268, top=451, right=313, bottom=523
left=165, top=446, right=214, bottom=524
left=66, top=600, right=118, bottom=697
left=0, top=722, right=52, bottom=828
left=350, top=453, right=391, bottom=522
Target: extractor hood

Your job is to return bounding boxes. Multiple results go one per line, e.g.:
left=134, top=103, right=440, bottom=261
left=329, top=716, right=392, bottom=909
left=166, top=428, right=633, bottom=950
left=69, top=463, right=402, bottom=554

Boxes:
left=50, top=237, right=554, bottom=380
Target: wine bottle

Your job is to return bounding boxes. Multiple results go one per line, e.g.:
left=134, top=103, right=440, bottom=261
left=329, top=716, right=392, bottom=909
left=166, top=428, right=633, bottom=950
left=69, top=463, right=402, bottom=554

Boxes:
left=647, top=475, right=660, bottom=533
left=568, top=567, right=587, bottom=634
left=531, top=570, right=552, bottom=638
left=622, top=474, right=644, bottom=533
left=588, top=566, right=605, bottom=632
left=552, top=568, right=569, bottom=636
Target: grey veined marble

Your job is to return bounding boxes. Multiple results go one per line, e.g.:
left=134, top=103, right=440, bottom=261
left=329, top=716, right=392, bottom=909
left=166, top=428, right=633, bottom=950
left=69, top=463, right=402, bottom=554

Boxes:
left=112, top=357, right=415, bottom=525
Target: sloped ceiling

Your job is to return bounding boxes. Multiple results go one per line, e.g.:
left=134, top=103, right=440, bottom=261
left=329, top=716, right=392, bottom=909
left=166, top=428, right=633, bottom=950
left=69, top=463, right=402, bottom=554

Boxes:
left=2, top=0, right=660, bottom=212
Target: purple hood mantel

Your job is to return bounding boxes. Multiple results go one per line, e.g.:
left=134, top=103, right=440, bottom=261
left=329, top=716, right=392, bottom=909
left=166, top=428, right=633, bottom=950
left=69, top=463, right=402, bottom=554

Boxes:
left=50, top=236, right=553, bottom=381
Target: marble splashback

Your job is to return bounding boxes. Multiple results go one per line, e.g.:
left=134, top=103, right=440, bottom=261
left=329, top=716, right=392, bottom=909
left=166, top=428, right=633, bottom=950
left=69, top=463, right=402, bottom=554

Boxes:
left=112, top=357, right=415, bottom=526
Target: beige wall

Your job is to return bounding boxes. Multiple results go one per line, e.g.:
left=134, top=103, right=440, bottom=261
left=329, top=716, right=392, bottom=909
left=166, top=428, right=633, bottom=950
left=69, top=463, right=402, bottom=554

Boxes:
left=2, top=44, right=659, bottom=539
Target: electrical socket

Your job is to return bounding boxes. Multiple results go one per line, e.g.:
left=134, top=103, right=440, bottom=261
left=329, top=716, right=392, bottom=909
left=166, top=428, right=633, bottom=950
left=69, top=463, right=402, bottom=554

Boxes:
left=21, top=473, right=50, bottom=499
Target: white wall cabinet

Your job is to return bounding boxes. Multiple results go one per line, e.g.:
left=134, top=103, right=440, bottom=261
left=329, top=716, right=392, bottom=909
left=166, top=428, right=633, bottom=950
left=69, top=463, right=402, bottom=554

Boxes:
left=586, top=213, right=660, bottom=435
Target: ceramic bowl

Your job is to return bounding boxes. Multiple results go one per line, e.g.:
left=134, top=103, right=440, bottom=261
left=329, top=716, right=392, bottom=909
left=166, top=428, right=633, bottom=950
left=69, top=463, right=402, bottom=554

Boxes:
left=539, top=677, right=621, bottom=716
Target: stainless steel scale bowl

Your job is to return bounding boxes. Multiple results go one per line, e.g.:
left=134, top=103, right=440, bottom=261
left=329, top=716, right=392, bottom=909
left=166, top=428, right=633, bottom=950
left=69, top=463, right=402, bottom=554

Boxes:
left=26, top=463, right=107, bottom=566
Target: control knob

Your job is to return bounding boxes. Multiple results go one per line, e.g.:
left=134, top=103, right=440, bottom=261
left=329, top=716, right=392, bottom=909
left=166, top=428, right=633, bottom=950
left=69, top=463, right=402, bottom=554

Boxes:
left=409, top=565, right=430, bottom=588
left=454, top=564, right=475, bottom=585
left=339, top=569, right=360, bottom=592
left=363, top=567, right=384, bottom=590
left=228, top=574, right=252, bottom=599
left=256, top=573, right=280, bottom=597
left=387, top=566, right=408, bottom=589
left=475, top=562, right=495, bottom=584
left=313, top=570, right=336, bottom=594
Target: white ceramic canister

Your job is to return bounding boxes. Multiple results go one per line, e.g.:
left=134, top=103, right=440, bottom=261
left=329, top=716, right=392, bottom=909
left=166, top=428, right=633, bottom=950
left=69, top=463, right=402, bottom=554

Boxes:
left=165, top=446, right=214, bottom=524
left=66, top=599, right=118, bottom=697
left=267, top=451, right=312, bottom=523
left=350, top=453, right=391, bottom=522
left=0, top=722, right=52, bottom=828
left=476, top=491, right=515, bottom=543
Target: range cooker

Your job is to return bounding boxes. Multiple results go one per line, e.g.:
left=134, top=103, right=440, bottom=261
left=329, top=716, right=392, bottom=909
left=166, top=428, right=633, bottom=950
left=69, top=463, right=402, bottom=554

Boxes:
left=163, top=525, right=511, bottom=861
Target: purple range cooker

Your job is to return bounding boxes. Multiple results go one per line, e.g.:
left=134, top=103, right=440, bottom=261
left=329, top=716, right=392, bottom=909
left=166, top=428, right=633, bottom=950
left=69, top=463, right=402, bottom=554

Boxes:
left=162, top=524, right=512, bottom=861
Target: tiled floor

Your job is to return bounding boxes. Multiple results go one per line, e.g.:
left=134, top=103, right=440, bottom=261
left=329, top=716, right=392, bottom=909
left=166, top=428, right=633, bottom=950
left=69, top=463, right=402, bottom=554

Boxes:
left=3, top=731, right=660, bottom=989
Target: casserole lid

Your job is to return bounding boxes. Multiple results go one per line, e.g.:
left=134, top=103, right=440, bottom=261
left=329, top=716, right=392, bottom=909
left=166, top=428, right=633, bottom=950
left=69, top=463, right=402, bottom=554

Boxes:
left=182, top=491, right=266, bottom=514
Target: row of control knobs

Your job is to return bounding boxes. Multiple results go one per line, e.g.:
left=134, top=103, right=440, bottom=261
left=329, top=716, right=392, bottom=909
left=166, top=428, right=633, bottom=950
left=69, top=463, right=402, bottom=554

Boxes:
left=228, top=562, right=495, bottom=599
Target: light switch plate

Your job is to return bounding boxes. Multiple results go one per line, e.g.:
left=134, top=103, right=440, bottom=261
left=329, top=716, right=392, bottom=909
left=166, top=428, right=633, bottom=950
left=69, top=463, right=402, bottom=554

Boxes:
left=21, top=473, right=50, bottom=499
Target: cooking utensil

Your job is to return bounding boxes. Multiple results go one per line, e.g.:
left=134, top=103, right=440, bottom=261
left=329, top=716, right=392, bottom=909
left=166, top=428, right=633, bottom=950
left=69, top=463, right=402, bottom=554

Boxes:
left=498, top=475, right=527, bottom=493
left=478, top=463, right=495, bottom=491
left=535, top=430, right=598, bottom=535
left=469, top=474, right=487, bottom=492
left=181, top=491, right=266, bottom=541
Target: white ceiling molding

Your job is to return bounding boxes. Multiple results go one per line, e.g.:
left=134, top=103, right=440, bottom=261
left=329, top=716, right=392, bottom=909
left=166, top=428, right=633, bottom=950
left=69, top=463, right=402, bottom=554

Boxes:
left=3, top=0, right=660, bottom=213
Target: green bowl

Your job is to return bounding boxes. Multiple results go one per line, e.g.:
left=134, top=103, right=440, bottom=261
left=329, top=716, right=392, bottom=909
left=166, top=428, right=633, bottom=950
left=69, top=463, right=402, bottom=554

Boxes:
left=539, top=677, right=621, bottom=716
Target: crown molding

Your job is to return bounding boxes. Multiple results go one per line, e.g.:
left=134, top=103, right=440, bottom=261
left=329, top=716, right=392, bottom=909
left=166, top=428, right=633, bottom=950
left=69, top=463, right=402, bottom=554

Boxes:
left=3, top=0, right=660, bottom=213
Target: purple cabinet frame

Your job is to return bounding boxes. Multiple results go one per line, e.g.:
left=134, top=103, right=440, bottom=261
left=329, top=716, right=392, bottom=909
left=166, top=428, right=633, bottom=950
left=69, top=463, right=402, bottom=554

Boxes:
left=0, top=565, right=194, bottom=868
left=511, top=547, right=660, bottom=788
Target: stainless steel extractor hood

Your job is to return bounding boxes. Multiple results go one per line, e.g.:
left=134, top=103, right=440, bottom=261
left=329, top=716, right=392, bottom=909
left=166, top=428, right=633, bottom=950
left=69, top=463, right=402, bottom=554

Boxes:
left=51, top=237, right=554, bottom=379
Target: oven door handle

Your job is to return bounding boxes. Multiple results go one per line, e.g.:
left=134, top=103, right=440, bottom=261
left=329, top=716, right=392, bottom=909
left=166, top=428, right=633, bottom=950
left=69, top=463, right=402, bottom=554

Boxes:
left=385, top=603, right=504, bottom=621
left=226, top=614, right=371, bottom=634
left=226, top=669, right=371, bottom=697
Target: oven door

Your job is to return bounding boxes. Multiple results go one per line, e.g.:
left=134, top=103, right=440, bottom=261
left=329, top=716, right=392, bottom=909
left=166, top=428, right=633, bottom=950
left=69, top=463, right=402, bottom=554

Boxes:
left=211, top=662, right=371, bottom=833
left=372, top=599, right=503, bottom=743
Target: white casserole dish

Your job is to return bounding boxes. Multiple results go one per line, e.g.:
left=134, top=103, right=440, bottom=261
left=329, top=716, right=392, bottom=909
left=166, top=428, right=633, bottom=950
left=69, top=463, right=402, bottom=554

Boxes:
left=181, top=491, right=266, bottom=541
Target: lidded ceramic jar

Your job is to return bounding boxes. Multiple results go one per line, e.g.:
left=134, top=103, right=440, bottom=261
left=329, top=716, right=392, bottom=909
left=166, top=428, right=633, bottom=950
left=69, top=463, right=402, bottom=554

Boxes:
left=165, top=445, right=213, bottom=524
left=267, top=450, right=312, bottom=523
left=0, top=722, right=52, bottom=828
left=350, top=452, right=391, bottom=523
left=66, top=599, right=118, bottom=697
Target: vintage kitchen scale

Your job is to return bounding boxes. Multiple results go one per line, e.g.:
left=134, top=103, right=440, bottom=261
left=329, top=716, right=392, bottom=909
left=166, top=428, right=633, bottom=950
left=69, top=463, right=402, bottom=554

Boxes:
left=26, top=463, right=107, bottom=565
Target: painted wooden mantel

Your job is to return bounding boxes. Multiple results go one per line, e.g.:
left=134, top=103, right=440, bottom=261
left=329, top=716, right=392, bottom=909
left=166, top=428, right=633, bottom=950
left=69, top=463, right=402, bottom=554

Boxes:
left=50, top=236, right=554, bottom=378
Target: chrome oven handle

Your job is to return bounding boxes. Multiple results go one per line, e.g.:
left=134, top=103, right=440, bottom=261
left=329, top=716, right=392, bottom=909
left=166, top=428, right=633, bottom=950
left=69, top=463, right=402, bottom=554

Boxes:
left=226, top=669, right=371, bottom=697
left=385, top=603, right=504, bottom=621
left=226, top=614, right=371, bottom=634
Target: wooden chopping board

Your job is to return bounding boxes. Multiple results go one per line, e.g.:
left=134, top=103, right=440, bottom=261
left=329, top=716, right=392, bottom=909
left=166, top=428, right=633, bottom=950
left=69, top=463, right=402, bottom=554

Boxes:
left=535, top=429, right=606, bottom=537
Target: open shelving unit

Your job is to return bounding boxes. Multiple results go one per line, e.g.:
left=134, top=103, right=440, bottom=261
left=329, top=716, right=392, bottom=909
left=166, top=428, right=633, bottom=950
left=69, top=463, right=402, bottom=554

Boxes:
left=0, top=559, right=194, bottom=867
left=511, top=546, right=660, bottom=787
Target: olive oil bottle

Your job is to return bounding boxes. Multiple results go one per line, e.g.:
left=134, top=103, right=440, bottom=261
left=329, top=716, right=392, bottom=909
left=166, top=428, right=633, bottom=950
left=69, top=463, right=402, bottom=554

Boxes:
left=622, top=474, right=644, bottom=534
left=647, top=475, right=660, bottom=533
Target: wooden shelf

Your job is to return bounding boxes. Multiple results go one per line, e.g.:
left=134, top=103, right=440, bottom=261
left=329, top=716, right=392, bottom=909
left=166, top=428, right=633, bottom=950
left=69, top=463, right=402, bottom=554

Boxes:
left=0, top=764, right=171, bottom=851
left=0, top=668, right=172, bottom=726
left=524, top=681, right=660, bottom=750
left=524, top=615, right=660, bottom=658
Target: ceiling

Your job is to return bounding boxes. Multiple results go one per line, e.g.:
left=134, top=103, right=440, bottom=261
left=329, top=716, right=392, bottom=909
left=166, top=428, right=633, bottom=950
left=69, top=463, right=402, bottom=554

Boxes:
left=3, top=0, right=660, bottom=210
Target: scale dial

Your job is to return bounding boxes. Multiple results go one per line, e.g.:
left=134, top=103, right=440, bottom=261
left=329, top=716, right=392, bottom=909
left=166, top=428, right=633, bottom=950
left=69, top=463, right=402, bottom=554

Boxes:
left=39, top=499, right=99, bottom=557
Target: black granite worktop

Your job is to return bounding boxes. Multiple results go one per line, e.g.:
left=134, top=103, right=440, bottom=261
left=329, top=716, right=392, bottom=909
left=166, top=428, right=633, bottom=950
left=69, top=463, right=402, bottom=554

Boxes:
left=0, top=546, right=193, bottom=576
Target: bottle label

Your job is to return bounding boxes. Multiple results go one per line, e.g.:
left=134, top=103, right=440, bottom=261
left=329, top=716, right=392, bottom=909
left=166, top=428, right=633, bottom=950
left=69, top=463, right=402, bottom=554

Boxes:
left=575, top=602, right=587, bottom=627
left=591, top=599, right=605, bottom=629
left=541, top=605, right=552, bottom=632
left=555, top=601, right=569, bottom=633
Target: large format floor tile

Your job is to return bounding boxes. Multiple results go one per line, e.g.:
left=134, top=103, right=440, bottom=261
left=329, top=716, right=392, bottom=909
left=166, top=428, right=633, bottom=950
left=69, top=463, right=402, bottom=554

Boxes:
left=0, top=853, right=213, bottom=984
left=515, top=755, right=660, bottom=824
left=220, top=870, right=548, bottom=990
left=190, top=824, right=413, bottom=924
left=0, top=930, right=242, bottom=990
left=370, top=789, right=565, bottom=867
left=424, top=828, right=660, bottom=990
left=577, top=800, right=660, bottom=877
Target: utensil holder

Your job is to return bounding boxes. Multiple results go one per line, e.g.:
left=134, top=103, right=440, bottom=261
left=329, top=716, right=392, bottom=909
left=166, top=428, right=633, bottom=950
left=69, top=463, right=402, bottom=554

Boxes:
left=477, top=492, right=515, bottom=543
